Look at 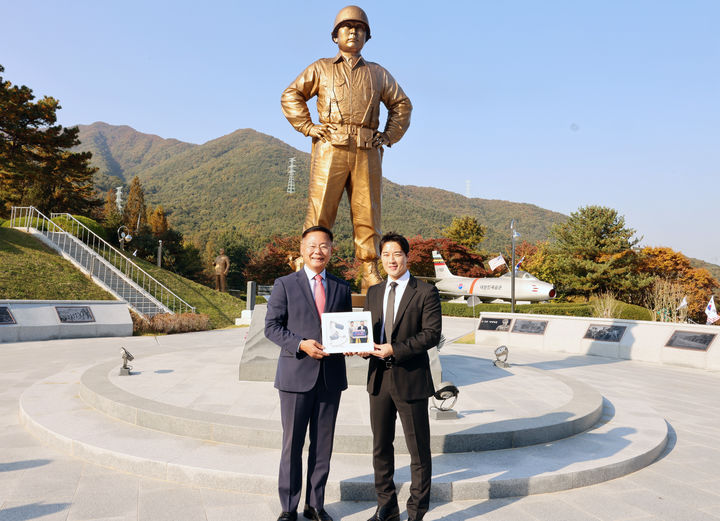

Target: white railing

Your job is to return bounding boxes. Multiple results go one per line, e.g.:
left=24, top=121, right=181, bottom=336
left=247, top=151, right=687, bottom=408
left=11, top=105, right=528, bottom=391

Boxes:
left=9, top=207, right=195, bottom=315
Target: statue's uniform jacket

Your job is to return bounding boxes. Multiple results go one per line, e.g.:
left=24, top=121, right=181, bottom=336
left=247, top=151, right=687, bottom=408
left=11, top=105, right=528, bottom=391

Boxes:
left=281, top=53, right=412, bottom=261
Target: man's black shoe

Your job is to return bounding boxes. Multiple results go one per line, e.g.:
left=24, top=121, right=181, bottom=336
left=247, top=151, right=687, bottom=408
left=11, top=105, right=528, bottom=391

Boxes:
left=367, top=505, right=400, bottom=521
left=277, top=512, right=297, bottom=521
left=303, top=505, right=333, bottom=521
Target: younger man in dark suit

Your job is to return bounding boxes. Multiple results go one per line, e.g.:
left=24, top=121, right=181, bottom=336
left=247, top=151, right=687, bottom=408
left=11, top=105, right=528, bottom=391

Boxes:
left=265, top=226, right=352, bottom=521
left=364, top=233, right=442, bottom=521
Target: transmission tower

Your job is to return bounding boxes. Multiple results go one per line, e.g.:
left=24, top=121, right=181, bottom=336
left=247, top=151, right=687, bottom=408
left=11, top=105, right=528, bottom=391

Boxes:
left=115, top=186, right=123, bottom=211
left=287, top=157, right=296, bottom=194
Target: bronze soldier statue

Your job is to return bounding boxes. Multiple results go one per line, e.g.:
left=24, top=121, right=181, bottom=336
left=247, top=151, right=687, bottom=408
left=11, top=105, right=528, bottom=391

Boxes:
left=281, top=5, right=412, bottom=292
left=213, top=248, right=230, bottom=292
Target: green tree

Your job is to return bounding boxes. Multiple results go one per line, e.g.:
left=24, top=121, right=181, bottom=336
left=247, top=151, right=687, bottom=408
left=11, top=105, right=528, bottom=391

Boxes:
left=0, top=65, right=98, bottom=216
left=548, top=205, right=651, bottom=300
left=123, top=176, right=147, bottom=231
left=441, top=215, right=486, bottom=251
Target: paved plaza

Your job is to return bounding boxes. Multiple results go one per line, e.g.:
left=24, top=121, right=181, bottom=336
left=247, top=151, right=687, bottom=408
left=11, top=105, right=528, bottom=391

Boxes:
left=1, top=316, right=719, bottom=520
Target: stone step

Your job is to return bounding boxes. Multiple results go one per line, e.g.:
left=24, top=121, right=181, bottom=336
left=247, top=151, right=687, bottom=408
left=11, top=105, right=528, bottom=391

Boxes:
left=19, top=367, right=667, bottom=501
left=80, top=359, right=604, bottom=454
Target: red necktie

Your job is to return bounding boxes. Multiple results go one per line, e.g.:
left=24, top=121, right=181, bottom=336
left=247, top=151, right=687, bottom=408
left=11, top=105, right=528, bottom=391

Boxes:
left=314, top=274, right=325, bottom=317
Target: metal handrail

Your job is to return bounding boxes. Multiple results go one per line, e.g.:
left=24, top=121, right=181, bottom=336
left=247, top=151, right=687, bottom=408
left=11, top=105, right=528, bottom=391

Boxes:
left=48, top=211, right=196, bottom=315
left=9, top=207, right=195, bottom=315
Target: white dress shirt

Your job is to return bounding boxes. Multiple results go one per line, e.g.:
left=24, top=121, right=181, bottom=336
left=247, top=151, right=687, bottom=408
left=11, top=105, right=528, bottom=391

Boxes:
left=303, top=265, right=327, bottom=298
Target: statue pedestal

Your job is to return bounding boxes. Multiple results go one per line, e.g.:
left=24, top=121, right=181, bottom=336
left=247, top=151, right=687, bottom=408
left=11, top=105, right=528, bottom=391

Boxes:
left=238, top=302, right=444, bottom=387
left=430, top=408, right=458, bottom=420
left=238, top=304, right=370, bottom=384
left=351, top=293, right=366, bottom=308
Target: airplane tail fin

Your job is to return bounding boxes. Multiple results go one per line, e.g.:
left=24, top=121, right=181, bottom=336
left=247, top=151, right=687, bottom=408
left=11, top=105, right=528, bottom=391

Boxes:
left=432, top=250, right=455, bottom=279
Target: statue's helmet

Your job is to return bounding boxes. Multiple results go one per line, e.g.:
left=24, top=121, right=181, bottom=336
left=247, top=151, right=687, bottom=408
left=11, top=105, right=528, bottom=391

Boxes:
left=332, top=5, right=371, bottom=41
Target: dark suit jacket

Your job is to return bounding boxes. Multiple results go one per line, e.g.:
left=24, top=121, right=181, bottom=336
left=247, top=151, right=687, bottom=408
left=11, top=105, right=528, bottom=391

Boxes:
left=364, top=275, right=442, bottom=401
left=265, top=269, right=352, bottom=393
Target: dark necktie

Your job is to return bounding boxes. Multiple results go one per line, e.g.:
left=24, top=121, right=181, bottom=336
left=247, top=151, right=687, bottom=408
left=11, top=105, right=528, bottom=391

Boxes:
left=384, top=281, right=398, bottom=343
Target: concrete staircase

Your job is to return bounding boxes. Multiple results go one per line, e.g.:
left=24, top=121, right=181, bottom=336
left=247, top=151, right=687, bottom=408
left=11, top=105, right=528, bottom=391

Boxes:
left=9, top=207, right=193, bottom=317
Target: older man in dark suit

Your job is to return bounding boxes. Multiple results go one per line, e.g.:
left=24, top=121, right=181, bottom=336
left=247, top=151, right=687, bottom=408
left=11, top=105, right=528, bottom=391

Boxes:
left=363, top=233, right=442, bottom=521
left=265, top=225, right=352, bottom=521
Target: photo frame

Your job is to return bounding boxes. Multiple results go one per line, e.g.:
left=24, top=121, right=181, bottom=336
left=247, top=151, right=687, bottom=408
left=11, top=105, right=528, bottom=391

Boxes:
left=321, top=311, right=374, bottom=354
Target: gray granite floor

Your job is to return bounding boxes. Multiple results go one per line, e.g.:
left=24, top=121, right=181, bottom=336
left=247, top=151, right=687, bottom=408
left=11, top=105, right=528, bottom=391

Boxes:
left=1, top=318, right=719, bottom=520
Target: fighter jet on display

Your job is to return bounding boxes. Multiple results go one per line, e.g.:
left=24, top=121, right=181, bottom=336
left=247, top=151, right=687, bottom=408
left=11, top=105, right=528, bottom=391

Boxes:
left=431, top=251, right=556, bottom=302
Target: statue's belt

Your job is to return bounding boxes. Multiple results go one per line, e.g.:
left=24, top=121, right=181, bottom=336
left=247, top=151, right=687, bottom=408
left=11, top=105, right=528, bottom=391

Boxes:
left=332, top=123, right=375, bottom=135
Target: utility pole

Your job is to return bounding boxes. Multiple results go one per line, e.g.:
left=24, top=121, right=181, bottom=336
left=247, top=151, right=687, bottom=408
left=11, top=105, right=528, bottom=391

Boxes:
left=115, top=186, right=123, bottom=212
left=511, top=219, right=520, bottom=313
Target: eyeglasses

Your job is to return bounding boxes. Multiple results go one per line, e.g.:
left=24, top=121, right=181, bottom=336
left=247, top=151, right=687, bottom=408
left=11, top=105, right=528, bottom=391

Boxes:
left=305, top=243, right=331, bottom=252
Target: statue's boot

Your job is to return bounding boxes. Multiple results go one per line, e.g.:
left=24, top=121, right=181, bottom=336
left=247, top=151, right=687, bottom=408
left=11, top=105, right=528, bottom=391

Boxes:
left=290, top=255, right=304, bottom=271
left=361, top=260, right=383, bottom=293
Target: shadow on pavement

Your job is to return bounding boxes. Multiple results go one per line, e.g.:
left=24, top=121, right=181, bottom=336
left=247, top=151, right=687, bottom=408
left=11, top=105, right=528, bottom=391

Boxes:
left=0, top=459, right=52, bottom=473
left=0, top=502, right=71, bottom=520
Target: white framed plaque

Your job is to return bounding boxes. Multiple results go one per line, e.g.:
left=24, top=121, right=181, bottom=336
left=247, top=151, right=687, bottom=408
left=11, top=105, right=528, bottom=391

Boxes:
left=321, top=311, right=374, bottom=354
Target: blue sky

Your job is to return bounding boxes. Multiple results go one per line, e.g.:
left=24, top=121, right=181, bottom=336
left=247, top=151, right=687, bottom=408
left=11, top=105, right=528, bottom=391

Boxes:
left=4, top=1, right=719, bottom=263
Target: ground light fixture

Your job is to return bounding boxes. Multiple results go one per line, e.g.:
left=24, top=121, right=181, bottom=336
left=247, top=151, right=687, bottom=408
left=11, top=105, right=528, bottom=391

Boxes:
left=494, top=345, right=510, bottom=368
left=432, top=381, right=459, bottom=412
left=119, top=347, right=134, bottom=376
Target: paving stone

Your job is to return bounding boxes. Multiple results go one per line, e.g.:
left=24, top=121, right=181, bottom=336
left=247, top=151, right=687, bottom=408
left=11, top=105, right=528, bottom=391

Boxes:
left=65, top=472, right=138, bottom=521
left=1, top=323, right=719, bottom=520
left=138, top=482, right=205, bottom=521
left=516, top=495, right=604, bottom=520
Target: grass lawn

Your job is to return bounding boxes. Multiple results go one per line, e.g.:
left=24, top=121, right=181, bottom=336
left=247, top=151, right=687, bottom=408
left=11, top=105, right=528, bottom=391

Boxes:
left=124, top=257, right=247, bottom=329
left=1, top=227, right=246, bottom=329
left=0, top=227, right=115, bottom=301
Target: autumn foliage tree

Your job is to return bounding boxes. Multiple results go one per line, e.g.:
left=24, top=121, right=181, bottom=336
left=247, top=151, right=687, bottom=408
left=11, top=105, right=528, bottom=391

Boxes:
left=638, top=246, right=719, bottom=321
left=406, top=236, right=488, bottom=278
left=0, top=64, right=98, bottom=216
left=148, top=205, right=169, bottom=236
left=102, top=188, right=123, bottom=231
left=122, top=176, right=147, bottom=231
left=244, top=235, right=357, bottom=289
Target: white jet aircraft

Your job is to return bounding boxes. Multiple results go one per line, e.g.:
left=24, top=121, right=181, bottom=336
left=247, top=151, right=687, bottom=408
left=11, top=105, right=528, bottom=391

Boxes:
left=431, top=251, right=556, bottom=302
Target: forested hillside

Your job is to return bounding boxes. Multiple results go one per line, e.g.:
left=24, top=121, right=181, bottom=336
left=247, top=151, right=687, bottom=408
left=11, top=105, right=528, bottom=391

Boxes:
left=77, top=122, right=565, bottom=253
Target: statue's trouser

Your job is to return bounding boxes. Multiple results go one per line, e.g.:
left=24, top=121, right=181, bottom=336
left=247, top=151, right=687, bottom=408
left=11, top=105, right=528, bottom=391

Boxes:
left=304, top=138, right=382, bottom=263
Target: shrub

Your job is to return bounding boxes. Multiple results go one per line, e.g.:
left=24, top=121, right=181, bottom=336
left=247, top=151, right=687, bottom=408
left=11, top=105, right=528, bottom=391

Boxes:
left=616, top=302, right=653, bottom=321
left=441, top=302, right=594, bottom=318
left=591, top=291, right=620, bottom=318
left=440, top=300, right=650, bottom=320
left=131, top=310, right=211, bottom=335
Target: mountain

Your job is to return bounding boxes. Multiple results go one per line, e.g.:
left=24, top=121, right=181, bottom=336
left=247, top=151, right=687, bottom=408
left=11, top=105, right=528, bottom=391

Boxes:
left=76, top=122, right=565, bottom=254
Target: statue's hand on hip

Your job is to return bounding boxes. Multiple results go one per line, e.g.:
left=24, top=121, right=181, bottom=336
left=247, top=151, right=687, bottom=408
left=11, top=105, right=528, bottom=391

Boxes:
left=372, top=131, right=389, bottom=148
left=309, top=123, right=336, bottom=142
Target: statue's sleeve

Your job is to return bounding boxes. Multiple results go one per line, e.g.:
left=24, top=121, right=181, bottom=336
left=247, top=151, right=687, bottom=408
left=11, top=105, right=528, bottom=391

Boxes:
left=281, top=62, right=321, bottom=137
left=380, top=68, right=412, bottom=145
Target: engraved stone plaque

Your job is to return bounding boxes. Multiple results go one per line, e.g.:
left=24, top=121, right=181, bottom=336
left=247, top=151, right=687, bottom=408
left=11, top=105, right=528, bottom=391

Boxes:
left=584, top=324, right=627, bottom=342
left=511, top=319, right=548, bottom=335
left=55, top=306, right=95, bottom=323
left=665, top=330, right=716, bottom=351
left=478, top=317, right=513, bottom=331
left=0, top=307, right=16, bottom=325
